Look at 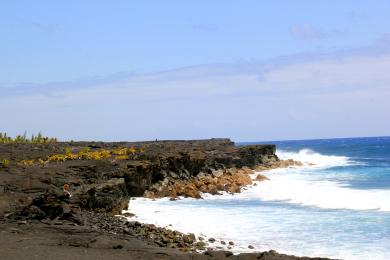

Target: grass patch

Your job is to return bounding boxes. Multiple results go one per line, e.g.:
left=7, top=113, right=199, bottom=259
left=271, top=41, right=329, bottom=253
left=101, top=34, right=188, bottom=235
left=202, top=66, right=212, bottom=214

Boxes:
left=17, top=147, right=144, bottom=167
left=0, top=132, right=57, bottom=144
left=1, top=159, right=10, bottom=167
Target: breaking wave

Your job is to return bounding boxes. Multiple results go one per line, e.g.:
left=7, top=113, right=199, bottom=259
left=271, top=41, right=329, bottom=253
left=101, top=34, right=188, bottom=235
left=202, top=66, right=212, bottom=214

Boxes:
left=253, top=149, right=390, bottom=212
left=276, top=148, right=353, bottom=168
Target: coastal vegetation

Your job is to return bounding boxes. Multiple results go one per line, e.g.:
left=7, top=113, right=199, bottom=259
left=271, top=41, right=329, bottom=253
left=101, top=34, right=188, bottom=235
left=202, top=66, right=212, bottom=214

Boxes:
left=0, top=139, right=303, bottom=258
left=17, top=147, right=143, bottom=167
left=0, top=132, right=57, bottom=144
left=0, top=133, right=145, bottom=167
left=0, top=159, right=9, bottom=167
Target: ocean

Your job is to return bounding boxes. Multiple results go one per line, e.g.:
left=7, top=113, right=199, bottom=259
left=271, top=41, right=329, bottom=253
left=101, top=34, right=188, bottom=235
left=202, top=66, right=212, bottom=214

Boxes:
left=127, top=137, right=390, bottom=260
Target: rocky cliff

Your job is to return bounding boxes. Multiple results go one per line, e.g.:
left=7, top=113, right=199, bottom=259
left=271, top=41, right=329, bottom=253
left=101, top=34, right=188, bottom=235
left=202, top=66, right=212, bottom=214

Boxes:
left=0, top=139, right=277, bottom=220
left=0, top=139, right=332, bottom=260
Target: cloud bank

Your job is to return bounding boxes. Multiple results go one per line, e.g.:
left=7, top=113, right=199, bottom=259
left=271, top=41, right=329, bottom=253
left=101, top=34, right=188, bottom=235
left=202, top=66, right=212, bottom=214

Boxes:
left=1, top=42, right=390, bottom=142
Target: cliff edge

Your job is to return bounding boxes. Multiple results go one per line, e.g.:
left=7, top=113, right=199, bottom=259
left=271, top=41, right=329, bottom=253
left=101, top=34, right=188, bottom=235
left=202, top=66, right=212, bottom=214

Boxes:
left=0, top=139, right=329, bottom=260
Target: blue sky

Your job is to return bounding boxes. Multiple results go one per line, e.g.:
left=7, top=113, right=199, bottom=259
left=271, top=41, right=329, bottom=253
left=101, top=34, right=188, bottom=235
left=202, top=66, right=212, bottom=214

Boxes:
left=1, top=1, right=390, bottom=141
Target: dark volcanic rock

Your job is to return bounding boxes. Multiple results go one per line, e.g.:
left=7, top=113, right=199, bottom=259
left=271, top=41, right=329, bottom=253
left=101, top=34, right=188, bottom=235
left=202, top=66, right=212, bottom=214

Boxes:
left=78, top=178, right=128, bottom=214
left=0, top=139, right=277, bottom=218
left=0, top=139, right=332, bottom=259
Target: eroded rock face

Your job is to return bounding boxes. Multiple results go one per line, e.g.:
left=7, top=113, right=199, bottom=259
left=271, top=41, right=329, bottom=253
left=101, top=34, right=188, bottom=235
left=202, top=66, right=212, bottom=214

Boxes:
left=254, top=159, right=303, bottom=171
left=142, top=157, right=304, bottom=199
left=0, top=141, right=334, bottom=259
left=143, top=160, right=301, bottom=199
left=0, top=139, right=277, bottom=220
left=148, top=169, right=235, bottom=199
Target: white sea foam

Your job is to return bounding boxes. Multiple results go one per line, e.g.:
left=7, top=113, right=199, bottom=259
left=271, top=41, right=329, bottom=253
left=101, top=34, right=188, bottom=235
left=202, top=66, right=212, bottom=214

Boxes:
left=255, top=149, right=390, bottom=211
left=125, top=148, right=390, bottom=260
left=127, top=194, right=390, bottom=260
left=251, top=170, right=390, bottom=212
left=198, top=168, right=390, bottom=212
left=276, top=148, right=353, bottom=168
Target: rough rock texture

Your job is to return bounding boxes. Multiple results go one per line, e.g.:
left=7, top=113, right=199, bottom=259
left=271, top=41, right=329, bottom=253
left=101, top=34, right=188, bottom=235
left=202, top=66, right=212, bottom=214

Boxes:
left=0, top=139, right=278, bottom=219
left=145, top=166, right=256, bottom=199
left=0, top=139, right=331, bottom=259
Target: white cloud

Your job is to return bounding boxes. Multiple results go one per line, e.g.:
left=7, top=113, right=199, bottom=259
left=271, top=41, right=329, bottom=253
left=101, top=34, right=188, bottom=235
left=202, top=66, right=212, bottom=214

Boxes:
left=262, top=55, right=390, bottom=93
left=1, top=45, right=390, bottom=141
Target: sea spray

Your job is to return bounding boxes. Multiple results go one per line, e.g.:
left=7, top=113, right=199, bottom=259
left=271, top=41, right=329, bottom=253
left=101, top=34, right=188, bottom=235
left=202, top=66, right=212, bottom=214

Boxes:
left=127, top=138, right=390, bottom=260
left=276, top=148, right=354, bottom=168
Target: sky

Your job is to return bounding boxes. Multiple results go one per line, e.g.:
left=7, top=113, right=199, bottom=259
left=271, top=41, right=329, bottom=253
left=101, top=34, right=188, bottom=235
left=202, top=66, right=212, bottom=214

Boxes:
left=1, top=1, right=390, bottom=142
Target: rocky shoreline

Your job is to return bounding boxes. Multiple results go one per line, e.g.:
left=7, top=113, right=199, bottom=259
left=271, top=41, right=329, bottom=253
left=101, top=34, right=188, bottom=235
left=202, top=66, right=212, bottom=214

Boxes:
left=144, top=159, right=302, bottom=199
left=0, top=139, right=331, bottom=259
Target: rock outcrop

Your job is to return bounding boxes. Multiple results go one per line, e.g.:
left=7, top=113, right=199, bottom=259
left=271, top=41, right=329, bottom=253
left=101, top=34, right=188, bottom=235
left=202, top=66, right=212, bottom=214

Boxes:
left=0, top=139, right=332, bottom=260
left=0, top=139, right=277, bottom=221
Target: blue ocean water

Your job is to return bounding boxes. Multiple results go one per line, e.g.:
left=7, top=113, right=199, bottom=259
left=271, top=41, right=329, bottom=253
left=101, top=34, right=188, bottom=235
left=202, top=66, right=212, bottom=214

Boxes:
left=128, top=137, right=390, bottom=260
left=256, top=136, right=390, bottom=190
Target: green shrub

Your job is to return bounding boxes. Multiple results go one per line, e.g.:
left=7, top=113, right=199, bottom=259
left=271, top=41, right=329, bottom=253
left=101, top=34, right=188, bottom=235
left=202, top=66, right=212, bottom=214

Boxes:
left=64, top=147, right=72, bottom=154
left=80, top=147, right=90, bottom=153
left=0, top=132, right=58, bottom=143
left=1, top=159, right=10, bottom=167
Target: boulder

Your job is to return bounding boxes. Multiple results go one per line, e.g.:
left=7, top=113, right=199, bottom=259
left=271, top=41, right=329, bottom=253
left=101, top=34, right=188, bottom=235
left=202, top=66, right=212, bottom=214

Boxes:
left=211, top=169, right=224, bottom=178
left=255, top=174, right=270, bottom=181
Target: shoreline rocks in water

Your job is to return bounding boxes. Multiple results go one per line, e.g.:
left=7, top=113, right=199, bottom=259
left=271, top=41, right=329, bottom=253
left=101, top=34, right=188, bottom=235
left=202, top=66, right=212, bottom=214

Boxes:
left=143, top=159, right=302, bottom=199
left=0, top=138, right=330, bottom=259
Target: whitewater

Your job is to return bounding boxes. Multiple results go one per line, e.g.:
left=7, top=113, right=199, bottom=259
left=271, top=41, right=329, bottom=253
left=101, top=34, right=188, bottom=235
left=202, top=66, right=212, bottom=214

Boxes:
left=126, top=137, right=390, bottom=260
